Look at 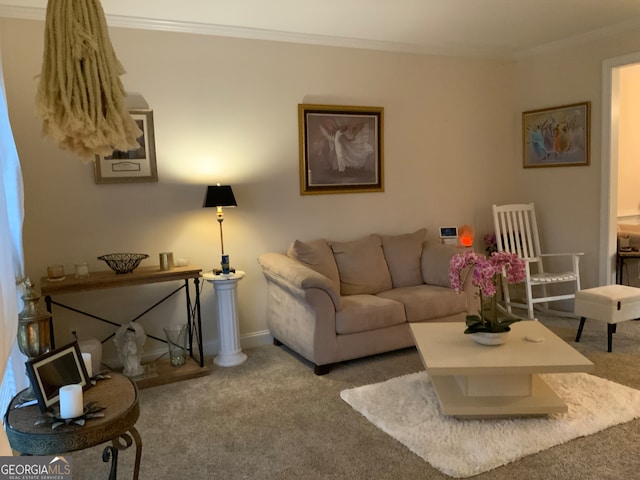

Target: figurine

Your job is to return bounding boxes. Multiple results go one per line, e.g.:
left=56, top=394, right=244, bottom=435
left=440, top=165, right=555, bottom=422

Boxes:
left=114, top=322, right=146, bottom=377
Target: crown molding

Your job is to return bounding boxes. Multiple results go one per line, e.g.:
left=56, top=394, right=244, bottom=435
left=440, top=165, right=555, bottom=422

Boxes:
left=0, top=5, right=44, bottom=21
left=3, top=5, right=640, bottom=61
left=516, top=16, right=640, bottom=60
left=0, top=5, right=513, bottom=60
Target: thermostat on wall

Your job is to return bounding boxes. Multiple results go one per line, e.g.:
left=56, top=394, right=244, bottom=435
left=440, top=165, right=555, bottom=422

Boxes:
left=439, top=226, right=458, bottom=245
left=439, top=226, right=458, bottom=239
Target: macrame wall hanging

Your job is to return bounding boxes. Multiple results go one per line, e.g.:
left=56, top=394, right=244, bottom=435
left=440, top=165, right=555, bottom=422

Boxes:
left=36, top=0, right=142, bottom=160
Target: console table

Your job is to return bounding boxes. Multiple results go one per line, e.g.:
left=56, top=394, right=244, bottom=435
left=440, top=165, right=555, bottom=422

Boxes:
left=4, top=373, right=141, bottom=480
left=616, top=248, right=640, bottom=285
left=40, top=266, right=207, bottom=384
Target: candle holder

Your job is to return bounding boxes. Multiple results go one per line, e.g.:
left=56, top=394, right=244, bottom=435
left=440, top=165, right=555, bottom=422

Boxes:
left=34, top=401, right=106, bottom=430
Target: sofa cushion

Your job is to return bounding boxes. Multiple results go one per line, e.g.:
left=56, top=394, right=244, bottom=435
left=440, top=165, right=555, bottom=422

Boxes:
left=379, top=228, right=426, bottom=288
left=330, top=235, right=393, bottom=295
left=421, top=241, right=460, bottom=288
left=287, top=239, right=341, bottom=295
left=336, top=294, right=406, bottom=334
left=377, top=284, right=469, bottom=321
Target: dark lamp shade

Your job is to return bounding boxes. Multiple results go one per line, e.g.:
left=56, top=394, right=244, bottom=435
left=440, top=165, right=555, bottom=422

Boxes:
left=203, top=185, right=237, bottom=208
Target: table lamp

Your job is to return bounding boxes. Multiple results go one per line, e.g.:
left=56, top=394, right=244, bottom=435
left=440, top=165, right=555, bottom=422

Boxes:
left=203, top=184, right=237, bottom=274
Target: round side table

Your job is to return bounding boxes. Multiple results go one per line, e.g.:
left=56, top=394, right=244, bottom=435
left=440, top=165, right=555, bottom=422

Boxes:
left=203, top=270, right=247, bottom=367
left=4, top=373, right=141, bottom=480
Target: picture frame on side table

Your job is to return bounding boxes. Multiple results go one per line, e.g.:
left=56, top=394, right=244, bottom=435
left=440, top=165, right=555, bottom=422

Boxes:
left=94, top=109, right=158, bottom=183
left=522, top=101, right=590, bottom=168
left=26, top=341, right=90, bottom=412
left=298, top=104, right=384, bottom=194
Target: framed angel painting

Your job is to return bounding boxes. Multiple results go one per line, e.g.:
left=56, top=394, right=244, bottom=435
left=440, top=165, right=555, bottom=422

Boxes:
left=298, top=104, right=384, bottom=194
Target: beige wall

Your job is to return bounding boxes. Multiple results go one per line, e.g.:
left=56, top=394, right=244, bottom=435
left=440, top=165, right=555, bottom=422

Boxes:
left=0, top=18, right=516, bottom=361
left=3, top=16, right=640, bottom=361
left=514, top=27, right=640, bottom=292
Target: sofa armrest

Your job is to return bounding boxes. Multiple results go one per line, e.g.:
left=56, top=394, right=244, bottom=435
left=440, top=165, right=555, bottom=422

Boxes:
left=257, top=252, right=341, bottom=309
left=257, top=252, right=340, bottom=366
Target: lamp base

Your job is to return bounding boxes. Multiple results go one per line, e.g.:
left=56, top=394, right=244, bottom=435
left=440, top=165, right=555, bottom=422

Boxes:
left=214, top=267, right=236, bottom=275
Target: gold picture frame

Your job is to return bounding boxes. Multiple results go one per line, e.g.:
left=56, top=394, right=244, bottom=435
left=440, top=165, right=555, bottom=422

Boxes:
left=522, top=102, right=590, bottom=168
left=94, top=109, right=158, bottom=183
left=298, top=104, right=384, bottom=194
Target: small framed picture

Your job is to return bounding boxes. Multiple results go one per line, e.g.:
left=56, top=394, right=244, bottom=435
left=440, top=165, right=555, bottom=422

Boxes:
left=26, top=341, right=90, bottom=412
left=94, top=109, right=158, bottom=183
left=298, top=104, right=384, bottom=195
left=522, top=102, right=590, bottom=168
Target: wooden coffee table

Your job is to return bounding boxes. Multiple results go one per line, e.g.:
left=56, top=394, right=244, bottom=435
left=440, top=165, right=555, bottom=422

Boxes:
left=410, top=321, right=594, bottom=418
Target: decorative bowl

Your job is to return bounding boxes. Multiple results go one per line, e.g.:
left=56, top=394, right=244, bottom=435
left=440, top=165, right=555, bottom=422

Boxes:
left=98, top=253, right=149, bottom=274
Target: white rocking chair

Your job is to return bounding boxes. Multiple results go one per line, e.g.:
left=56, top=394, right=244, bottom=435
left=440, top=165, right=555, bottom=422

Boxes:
left=492, top=203, right=583, bottom=319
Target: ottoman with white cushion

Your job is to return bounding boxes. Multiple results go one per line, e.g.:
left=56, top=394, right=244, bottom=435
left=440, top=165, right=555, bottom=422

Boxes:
left=574, top=284, right=640, bottom=352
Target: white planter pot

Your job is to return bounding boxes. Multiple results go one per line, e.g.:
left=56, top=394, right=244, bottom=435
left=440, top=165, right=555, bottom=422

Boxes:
left=470, top=330, right=510, bottom=346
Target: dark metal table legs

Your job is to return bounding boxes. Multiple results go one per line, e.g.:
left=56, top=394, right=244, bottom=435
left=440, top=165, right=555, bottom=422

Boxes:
left=102, top=427, right=142, bottom=480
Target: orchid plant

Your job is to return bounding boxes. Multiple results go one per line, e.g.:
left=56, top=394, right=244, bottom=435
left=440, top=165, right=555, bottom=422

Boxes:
left=449, top=250, right=527, bottom=334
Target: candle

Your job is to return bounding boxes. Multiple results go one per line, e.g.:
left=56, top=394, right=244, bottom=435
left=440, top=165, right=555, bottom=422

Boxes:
left=80, top=339, right=102, bottom=375
left=74, top=262, right=89, bottom=279
left=47, top=265, right=64, bottom=280
left=59, top=384, right=83, bottom=419
left=81, top=352, right=92, bottom=377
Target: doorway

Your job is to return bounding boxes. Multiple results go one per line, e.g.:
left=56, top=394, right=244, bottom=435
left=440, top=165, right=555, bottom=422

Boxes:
left=601, top=52, right=640, bottom=285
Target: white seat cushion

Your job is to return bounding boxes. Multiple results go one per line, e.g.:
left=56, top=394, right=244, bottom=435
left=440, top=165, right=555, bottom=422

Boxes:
left=574, top=285, right=640, bottom=324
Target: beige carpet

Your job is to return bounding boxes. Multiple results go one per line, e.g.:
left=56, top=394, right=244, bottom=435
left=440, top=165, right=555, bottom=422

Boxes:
left=341, top=371, right=640, bottom=478
left=67, top=315, right=640, bottom=479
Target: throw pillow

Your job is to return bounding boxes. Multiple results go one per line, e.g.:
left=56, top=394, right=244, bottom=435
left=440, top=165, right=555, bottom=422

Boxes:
left=330, top=235, right=393, bottom=295
left=421, top=241, right=460, bottom=288
left=287, top=239, right=341, bottom=294
left=379, top=228, right=427, bottom=288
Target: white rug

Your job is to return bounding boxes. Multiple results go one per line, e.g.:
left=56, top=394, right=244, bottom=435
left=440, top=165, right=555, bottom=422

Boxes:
left=340, top=372, right=640, bottom=478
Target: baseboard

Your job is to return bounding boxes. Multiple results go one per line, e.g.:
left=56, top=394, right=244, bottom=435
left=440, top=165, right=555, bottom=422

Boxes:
left=196, top=329, right=273, bottom=357
left=238, top=329, right=274, bottom=349
left=103, top=329, right=274, bottom=367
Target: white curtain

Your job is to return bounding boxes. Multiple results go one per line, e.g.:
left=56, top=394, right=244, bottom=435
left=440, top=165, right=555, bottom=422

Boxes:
left=0, top=40, right=25, bottom=454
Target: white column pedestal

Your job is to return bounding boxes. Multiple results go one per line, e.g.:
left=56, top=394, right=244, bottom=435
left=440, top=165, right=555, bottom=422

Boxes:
left=204, top=271, right=246, bottom=367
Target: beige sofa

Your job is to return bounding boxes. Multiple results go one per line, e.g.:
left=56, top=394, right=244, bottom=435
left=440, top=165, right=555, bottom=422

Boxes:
left=257, top=229, right=479, bottom=374
left=618, top=223, right=640, bottom=247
